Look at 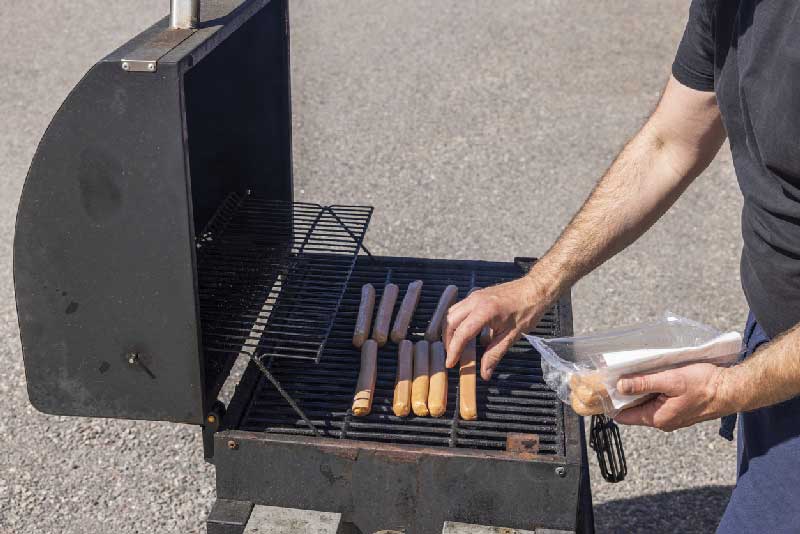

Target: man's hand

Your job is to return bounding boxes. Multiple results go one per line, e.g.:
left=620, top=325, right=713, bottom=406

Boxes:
left=443, top=276, right=554, bottom=380
left=613, top=363, right=736, bottom=432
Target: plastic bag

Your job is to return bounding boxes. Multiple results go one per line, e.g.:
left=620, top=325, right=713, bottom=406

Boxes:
left=525, top=312, right=744, bottom=418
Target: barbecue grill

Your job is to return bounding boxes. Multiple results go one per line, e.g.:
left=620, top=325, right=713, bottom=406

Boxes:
left=14, top=1, right=594, bottom=532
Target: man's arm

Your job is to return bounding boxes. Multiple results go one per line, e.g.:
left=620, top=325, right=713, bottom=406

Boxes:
left=444, top=76, right=726, bottom=379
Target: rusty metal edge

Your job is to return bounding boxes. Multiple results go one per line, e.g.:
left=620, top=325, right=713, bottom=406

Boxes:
left=218, top=430, right=569, bottom=464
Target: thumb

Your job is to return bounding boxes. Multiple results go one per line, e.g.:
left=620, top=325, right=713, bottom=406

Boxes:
left=617, top=370, right=684, bottom=397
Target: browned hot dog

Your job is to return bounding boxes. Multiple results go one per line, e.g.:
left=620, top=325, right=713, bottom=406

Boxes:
left=428, top=341, right=448, bottom=417
left=393, top=340, right=413, bottom=417
left=425, top=285, right=459, bottom=342
left=352, top=340, right=378, bottom=416
left=372, top=283, right=399, bottom=347
left=353, top=284, right=376, bottom=348
left=459, top=338, right=478, bottom=420
left=411, top=340, right=430, bottom=416
left=390, top=280, right=423, bottom=343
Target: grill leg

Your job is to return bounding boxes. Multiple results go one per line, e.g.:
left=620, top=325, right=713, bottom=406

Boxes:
left=576, top=417, right=596, bottom=534
left=207, top=499, right=253, bottom=534
left=337, top=522, right=363, bottom=534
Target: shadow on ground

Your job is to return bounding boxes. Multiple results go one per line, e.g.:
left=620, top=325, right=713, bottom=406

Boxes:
left=594, top=485, right=733, bottom=534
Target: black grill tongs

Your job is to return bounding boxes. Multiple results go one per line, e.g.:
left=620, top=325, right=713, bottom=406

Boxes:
left=589, top=414, right=627, bottom=483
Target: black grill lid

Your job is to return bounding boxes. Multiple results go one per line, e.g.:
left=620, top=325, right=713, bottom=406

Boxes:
left=14, top=0, right=293, bottom=424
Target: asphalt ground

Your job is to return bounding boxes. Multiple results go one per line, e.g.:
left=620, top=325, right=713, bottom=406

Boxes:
left=1, top=2, right=744, bottom=533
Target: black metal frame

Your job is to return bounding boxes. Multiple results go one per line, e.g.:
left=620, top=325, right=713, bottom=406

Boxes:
left=211, top=418, right=592, bottom=533
left=197, top=194, right=373, bottom=419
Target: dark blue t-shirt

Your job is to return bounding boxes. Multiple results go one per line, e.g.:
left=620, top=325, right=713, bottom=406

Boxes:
left=673, top=1, right=800, bottom=338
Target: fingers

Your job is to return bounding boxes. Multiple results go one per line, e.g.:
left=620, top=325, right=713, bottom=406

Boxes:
left=480, top=330, right=518, bottom=380
left=443, top=299, right=473, bottom=351
left=614, top=395, right=677, bottom=431
left=445, top=311, right=485, bottom=368
left=617, top=369, right=686, bottom=397
left=613, top=398, right=660, bottom=427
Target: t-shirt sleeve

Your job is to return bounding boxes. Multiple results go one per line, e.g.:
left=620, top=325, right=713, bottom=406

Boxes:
left=672, top=0, right=715, bottom=91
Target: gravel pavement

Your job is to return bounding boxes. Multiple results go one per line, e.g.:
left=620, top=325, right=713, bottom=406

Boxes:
left=1, top=2, right=743, bottom=533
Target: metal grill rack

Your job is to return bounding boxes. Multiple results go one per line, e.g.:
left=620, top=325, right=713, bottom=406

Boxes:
left=230, top=256, right=566, bottom=454
left=197, top=193, right=373, bottom=400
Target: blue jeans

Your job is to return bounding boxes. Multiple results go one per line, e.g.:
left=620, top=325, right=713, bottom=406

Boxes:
left=717, top=312, right=800, bottom=533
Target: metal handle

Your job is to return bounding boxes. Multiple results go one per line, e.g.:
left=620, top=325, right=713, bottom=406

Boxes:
left=170, top=0, right=199, bottom=29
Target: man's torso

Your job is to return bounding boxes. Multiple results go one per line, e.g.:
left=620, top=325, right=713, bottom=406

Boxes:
left=696, top=1, right=800, bottom=337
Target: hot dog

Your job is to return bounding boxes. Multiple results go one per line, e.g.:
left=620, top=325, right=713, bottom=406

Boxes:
left=372, top=283, right=399, bottom=347
left=424, top=285, right=459, bottom=342
left=428, top=341, right=448, bottom=417
left=352, top=340, right=378, bottom=416
left=393, top=340, right=413, bottom=417
left=390, top=280, right=423, bottom=343
left=459, top=338, right=478, bottom=420
left=353, top=284, right=376, bottom=348
left=411, top=340, right=430, bottom=416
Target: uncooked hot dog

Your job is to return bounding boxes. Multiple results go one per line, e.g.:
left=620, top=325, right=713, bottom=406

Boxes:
left=372, top=283, right=399, bottom=347
left=459, top=338, right=478, bottom=420
left=411, top=340, right=430, bottom=416
left=428, top=341, right=448, bottom=417
left=393, top=340, right=413, bottom=417
left=352, top=340, right=378, bottom=416
left=353, top=284, right=376, bottom=348
left=390, top=280, right=423, bottom=343
left=425, top=285, right=459, bottom=342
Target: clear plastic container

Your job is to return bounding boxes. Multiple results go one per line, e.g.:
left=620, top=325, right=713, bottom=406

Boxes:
left=525, top=312, right=744, bottom=417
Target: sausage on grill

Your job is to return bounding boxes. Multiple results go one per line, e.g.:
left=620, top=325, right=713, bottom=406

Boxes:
left=353, top=284, right=376, bottom=348
left=352, top=340, right=378, bottom=416
left=393, top=340, right=413, bottom=417
left=390, top=280, right=423, bottom=343
left=424, top=285, right=459, bottom=342
left=411, top=340, right=430, bottom=416
left=459, top=338, right=478, bottom=420
left=372, top=283, right=399, bottom=347
left=428, top=341, right=448, bottom=417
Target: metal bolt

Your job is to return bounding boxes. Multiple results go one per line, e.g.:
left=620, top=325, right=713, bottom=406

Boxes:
left=227, top=440, right=238, bottom=450
left=127, top=353, right=139, bottom=365
left=121, top=62, right=130, bottom=71
left=147, top=63, right=156, bottom=72
left=555, top=466, right=566, bottom=477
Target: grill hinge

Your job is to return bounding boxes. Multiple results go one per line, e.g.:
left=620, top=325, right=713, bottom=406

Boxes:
left=120, top=26, right=195, bottom=73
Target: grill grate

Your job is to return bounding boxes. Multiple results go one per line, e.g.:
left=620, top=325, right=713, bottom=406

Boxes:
left=197, top=193, right=373, bottom=395
left=234, top=256, right=566, bottom=454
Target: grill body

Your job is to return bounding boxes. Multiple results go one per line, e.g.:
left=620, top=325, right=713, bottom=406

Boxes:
left=210, top=256, right=593, bottom=533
